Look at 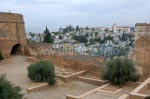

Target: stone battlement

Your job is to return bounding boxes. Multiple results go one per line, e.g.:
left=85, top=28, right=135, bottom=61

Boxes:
left=0, top=12, right=24, bottom=23
left=135, top=23, right=150, bottom=26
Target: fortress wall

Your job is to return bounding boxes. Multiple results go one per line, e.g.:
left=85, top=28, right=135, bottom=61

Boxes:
left=0, top=12, right=27, bottom=57
left=0, top=12, right=24, bottom=23
left=148, top=25, right=150, bottom=32
left=135, top=25, right=147, bottom=33
left=134, top=35, right=150, bottom=78
left=135, top=23, right=150, bottom=40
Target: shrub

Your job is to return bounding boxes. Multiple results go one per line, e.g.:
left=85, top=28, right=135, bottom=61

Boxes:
left=145, top=96, right=150, bottom=99
left=130, top=74, right=140, bottom=82
left=102, top=58, right=140, bottom=85
left=0, top=50, right=3, bottom=61
left=28, top=60, right=56, bottom=85
left=0, top=74, right=23, bottom=99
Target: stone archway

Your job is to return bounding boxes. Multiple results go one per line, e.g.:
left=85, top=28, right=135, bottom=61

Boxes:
left=10, top=44, right=22, bottom=55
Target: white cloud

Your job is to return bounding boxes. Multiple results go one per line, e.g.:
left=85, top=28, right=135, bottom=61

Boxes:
left=0, top=0, right=150, bottom=32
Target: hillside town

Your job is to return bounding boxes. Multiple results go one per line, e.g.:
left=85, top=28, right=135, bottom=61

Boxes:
left=27, top=24, right=135, bottom=58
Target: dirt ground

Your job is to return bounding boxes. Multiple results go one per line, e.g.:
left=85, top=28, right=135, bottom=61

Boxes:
left=83, top=82, right=140, bottom=99
left=101, top=85, right=120, bottom=92
left=0, top=55, right=141, bottom=99
left=0, top=56, right=98, bottom=99
left=36, top=55, right=103, bottom=77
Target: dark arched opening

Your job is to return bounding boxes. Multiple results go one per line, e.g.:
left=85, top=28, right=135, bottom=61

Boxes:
left=11, top=44, right=22, bottom=55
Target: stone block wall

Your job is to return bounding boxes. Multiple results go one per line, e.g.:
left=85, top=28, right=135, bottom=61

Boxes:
left=134, top=35, right=150, bottom=78
left=135, top=23, right=150, bottom=40
left=0, top=12, right=27, bottom=57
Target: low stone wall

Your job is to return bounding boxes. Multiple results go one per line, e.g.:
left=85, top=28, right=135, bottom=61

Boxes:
left=56, top=70, right=86, bottom=83
left=66, top=84, right=109, bottom=99
left=26, top=83, right=49, bottom=93
left=118, top=94, right=129, bottom=99
left=129, top=94, right=146, bottom=99
left=26, top=57, right=49, bottom=63
left=98, top=87, right=122, bottom=94
left=26, top=57, right=37, bottom=62
left=148, top=83, right=150, bottom=89
left=138, top=84, right=148, bottom=94
left=130, top=77, right=150, bottom=99
left=24, top=46, right=32, bottom=56
left=76, top=76, right=107, bottom=86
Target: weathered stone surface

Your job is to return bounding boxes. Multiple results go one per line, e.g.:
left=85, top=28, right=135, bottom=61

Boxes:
left=0, top=12, right=27, bottom=57
left=134, top=35, right=150, bottom=78
left=135, top=23, right=150, bottom=40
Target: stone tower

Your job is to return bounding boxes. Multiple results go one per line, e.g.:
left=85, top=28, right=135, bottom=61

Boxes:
left=134, top=23, right=150, bottom=78
left=112, top=23, right=117, bottom=33
left=0, top=12, right=27, bottom=58
left=135, top=23, right=150, bottom=40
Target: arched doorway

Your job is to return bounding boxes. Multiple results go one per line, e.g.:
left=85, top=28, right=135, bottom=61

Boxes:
left=10, top=44, right=22, bottom=55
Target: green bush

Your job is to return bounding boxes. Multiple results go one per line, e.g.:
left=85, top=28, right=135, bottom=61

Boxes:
left=145, top=96, right=150, bottom=99
left=130, top=74, right=140, bottom=82
left=0, top=74, right=23, bottom=99
left=0, top=50, right=3, bottom=61
left=102, top=58, right=140, bottom=85
left=28, top=60, right=56, bottom=85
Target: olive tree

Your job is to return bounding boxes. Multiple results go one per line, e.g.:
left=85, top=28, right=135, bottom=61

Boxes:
left=145, top=96, right=150, bottom=99
left=102, top=58, right=140, bottom=85
left=28, top=60, right=56, bottom=85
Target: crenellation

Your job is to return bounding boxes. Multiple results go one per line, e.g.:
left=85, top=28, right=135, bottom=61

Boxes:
left=135, top=23, right=150, bottom=40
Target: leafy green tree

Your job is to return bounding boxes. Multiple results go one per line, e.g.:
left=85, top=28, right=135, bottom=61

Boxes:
left=105, top=35, right=113, bottom=41
left=29, top=32, right=35, bottom=40
left=43, top=26, right=54, bottom=43
left=95, top=32, right=98, bottom=36
left=73, top=35, right=88, bottom=43
left=89, top=39, right=95, bottom=45
left=85, top=26, right=89, bottom=30
left=105, top=28, right=109, bottom=32
left=62, top=25, right=75, bottom=33
left=0, top=74, right=23, bottom=99
left=76, top=25, right=80, bottom=32
left=28, top=60, right=56, bottom=85
left=85, top=34, right=89, bottom=37
left=53, top=32, right=60, bottom=35
left=91, top=28, right=95, bottom=31
left=59, top=27, right=63, bottom=33
left=0, top=50, right=3, bottom=61
left=95, top=38, right=104, bottom=44
left=102, top=58, right=140, bottom=85
left=59, top=35, right=63, bottom=39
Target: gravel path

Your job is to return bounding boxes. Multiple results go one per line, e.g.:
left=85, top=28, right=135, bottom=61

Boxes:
left=0, top=56, right=44, bottom=94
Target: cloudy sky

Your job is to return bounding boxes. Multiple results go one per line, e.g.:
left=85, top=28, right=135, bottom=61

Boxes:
left=0, top=0, right=150, bottom=33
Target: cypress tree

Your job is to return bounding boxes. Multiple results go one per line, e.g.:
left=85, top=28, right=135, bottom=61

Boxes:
left=43, top=26, right=54, bottom=43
